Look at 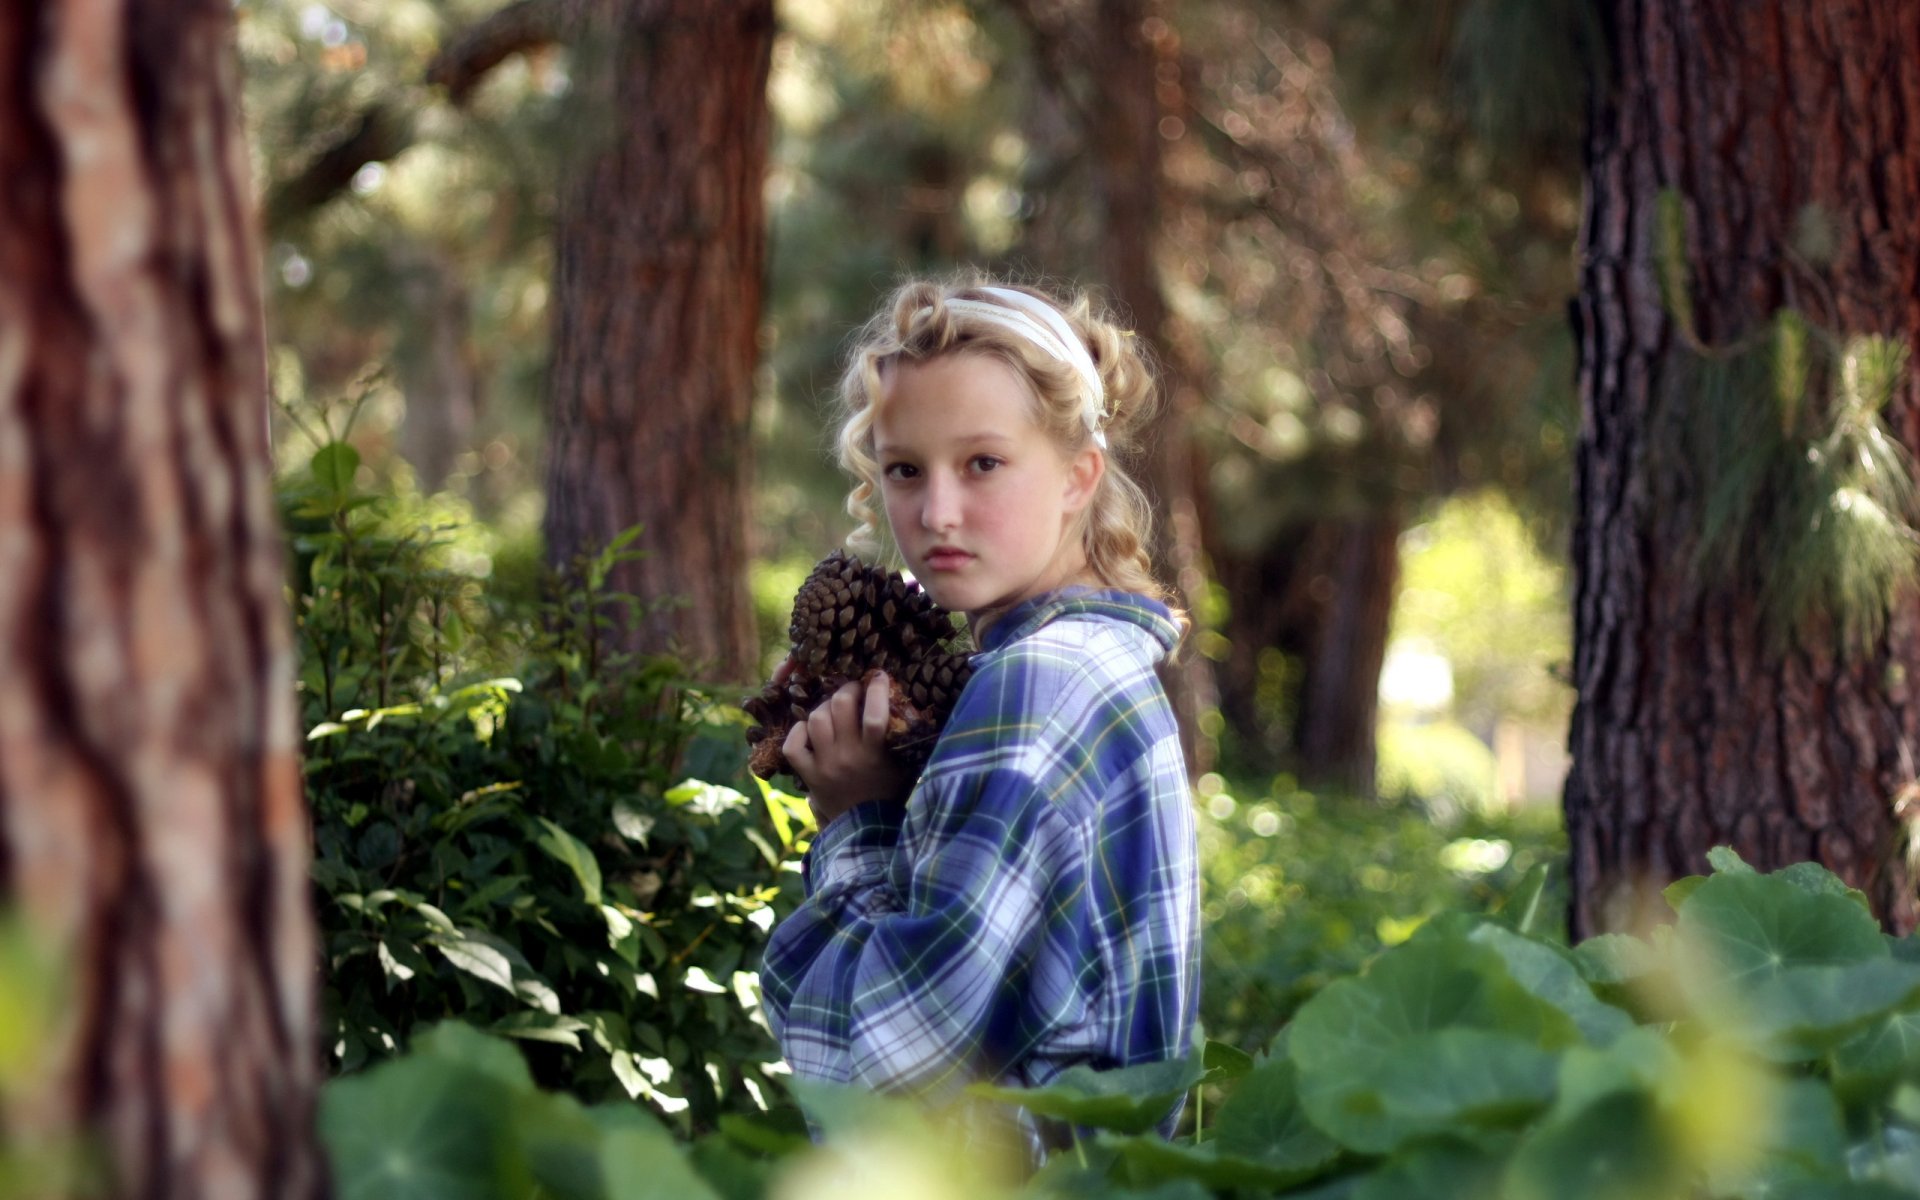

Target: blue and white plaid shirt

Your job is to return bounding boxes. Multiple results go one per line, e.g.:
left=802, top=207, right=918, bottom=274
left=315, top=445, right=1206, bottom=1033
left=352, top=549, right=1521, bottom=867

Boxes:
left=761, top=588, right=1200, bottom=1130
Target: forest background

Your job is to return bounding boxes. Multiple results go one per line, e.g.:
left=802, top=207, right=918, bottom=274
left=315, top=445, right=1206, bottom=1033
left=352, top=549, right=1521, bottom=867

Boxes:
left=11, top=0, right=1920, bottom=1195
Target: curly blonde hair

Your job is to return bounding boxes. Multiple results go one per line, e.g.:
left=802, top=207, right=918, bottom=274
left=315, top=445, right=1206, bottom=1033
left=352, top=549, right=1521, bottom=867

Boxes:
left=832, top=274, right=1186, bottom=632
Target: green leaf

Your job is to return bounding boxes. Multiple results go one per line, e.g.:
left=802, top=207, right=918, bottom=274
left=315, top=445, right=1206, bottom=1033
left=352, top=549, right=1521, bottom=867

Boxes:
left=1202, top=1039, right=1255, bottom=1084
left=1832, top=1009, right=1920, bottom=1104
left=789, top=1077, right=936, bottom=1141
left=1774, top=862, right=1873, bottom=915
left=1100, top=1133, right=1330, bottom=1191
left=1703, top=1077, right=1847, bottom=1198
left=716, top=1111, right=812, bottom=1158
left=1707, top=846, right=1757, bottom=875
left=967, top=1040, right=1206, bottom=1136
left=1571, top=933, right=1658, bottom=987
left=490, top=1011, right=589, bottom=1049
left=1467, top=922, right=1634, bottom=1046
left=1664, top=874, right=1709, bottom=912
left=318, top=1029, right=533, bottom=1198
left=1679, top=869, right=1886, bottom=975
left=588, top=1104, right=723, bottom=1200
left=1350, top=1138, right=1510, bottom=1200
left=1738, top=959, right=1920, bottom=1060
left=1496, top=861, right=1552, bottom=936
left=1675, top=870, right=1920, bottom=1056
left=1288, top=933, right=1571, bottom=1153
left=433, top=935, right=517, bottom=995
left=416, top=1013, right=537, bottom=1090
left=376, top=938, right=422, bottom=987
left=312, top=442, right=361, bottom=494
left=1502, top=1089, right=1676, bottom=1200
left=1210, top=1057, right=1341, bottom=1174
left=537, top=817, right=604, bottom=906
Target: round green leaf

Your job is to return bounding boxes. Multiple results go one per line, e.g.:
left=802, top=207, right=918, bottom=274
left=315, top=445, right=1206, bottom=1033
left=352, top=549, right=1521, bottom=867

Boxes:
left=311, top=442, right=361, bottom=493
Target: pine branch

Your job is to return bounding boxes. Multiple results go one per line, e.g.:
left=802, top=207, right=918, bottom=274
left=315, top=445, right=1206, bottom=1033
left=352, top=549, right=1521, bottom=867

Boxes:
left=263, top=0, right=567, bottom=234
left=425, top=0, right=567, bottom=105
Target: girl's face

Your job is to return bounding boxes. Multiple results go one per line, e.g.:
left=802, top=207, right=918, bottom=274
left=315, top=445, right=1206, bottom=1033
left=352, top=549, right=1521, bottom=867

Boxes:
left=873, top=353, right=1104, bottom=632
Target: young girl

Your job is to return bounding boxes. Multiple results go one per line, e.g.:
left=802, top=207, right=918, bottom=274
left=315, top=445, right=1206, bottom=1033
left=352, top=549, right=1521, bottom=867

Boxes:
left=759, top=277, right=1199, bottom=1151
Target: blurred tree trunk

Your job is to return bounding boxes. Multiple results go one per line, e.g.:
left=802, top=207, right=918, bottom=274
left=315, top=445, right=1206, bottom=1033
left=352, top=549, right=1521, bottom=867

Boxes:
left=541, top=0, right=772, bottom=684
left=1567, top=1, right=1920, bottom=936
left=0, top=2, right=321, bottom=1195
left=397, top=251, right=479, bottom=493
left=1215, top=510, right=1401, bottom=795
left=1008, top=0, right=1218, bottom=775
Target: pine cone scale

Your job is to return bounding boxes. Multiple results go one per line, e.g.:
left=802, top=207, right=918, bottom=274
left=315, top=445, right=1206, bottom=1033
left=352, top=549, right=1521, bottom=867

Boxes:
left=743, top=550, right=974, bottom=780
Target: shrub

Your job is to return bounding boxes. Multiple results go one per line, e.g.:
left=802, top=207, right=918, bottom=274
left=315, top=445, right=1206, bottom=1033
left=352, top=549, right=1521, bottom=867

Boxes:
left=284, top=440, right=808, bottom=1133
left=1197, top=773, right=1564, bottom=1053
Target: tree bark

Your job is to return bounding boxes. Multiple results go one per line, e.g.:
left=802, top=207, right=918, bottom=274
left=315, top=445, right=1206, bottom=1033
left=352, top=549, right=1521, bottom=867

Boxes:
left=540, top=0, right=772, bottom=684
left=1568, top=0, right=1920, bottom=936
left=1215, top=510, right=1401, bottom=794
left=0, top=2, right=321, bottom=1195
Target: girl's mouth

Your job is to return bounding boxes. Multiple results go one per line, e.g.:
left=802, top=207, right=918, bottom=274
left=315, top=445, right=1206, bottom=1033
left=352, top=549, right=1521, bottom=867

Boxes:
left=925, top=548, right=973, bottom=570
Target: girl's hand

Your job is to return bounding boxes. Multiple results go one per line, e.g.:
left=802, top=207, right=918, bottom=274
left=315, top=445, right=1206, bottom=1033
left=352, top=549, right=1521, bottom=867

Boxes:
left=784, top=672, right=915, bottom=827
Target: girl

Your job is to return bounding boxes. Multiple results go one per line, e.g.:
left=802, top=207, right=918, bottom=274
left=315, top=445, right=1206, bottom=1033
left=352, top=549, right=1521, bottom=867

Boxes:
left=759, top=277, right=1199, bottom=1151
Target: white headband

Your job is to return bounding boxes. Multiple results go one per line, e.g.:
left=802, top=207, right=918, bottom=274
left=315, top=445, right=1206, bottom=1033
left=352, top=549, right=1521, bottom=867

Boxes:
left=937, top=287, right=1108, bottom=448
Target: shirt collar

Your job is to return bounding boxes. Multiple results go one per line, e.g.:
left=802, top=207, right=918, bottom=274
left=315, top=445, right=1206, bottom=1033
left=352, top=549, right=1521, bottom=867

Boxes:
left=975, top=587, right=1181, bottom=659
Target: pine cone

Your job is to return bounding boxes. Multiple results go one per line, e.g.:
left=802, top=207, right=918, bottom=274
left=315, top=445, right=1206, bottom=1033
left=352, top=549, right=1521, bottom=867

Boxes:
left=743, top=550, right=974, bottom=780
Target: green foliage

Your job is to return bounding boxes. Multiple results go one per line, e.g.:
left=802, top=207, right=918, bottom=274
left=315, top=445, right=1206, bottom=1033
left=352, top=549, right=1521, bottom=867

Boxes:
left=1677, top=309, right=1920, bottom=653
left=288, top=441, right=808, bottom=1132
left=1376, top=720, right=1499, bottom=816
left=320, top=1021, right=746, bottom=1200
left=0, top=917, right=105, bottom=1199
left=1195, top=773, right=1564, bottom=1053
left=330, top=853, right=1920, bottom=1198
left=1390, top=490, right=1571, bottom=729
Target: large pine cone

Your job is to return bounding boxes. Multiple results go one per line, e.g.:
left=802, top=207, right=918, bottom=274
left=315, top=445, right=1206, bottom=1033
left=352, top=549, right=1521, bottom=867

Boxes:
left=743, top=550, right=974, bottom=780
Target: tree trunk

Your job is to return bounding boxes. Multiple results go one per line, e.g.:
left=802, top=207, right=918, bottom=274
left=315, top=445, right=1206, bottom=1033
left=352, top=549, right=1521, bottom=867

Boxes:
left=541, top=0, right=772, bottom=684
left=0, top=3, right=322, bottom=1195
left=397, top=252, right=479, bottom=494
left=1215, top=510, right=1402, bottom=794
left=1567, top=0, right=1920, bottom=936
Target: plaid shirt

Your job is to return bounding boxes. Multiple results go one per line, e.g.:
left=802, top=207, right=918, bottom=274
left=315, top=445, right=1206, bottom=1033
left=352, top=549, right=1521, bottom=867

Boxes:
left=760, top=588, right=1200, bottom=1126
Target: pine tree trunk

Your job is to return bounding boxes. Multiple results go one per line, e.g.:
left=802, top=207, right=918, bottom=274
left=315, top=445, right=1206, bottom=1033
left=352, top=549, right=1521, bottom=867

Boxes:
left=1568, top=0, right=1920, bottom=936
left=541, top=0, right=772, bottom=683
left=1215, top=511, right=1401, bottom=794
left=0, top=3, right=322, bottom=1194
left=1293, top=511, right=1401, bottom=796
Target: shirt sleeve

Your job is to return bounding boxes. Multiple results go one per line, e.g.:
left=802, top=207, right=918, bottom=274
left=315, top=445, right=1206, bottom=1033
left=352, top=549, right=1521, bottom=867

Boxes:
left=758, top=765, right=1061, bottom=1101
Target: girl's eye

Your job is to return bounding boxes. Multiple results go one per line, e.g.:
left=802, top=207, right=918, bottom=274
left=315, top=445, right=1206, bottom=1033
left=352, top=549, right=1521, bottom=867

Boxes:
left=882, top=462, right=918, bottom=481
left=970, top=456, right=1003, bottom=473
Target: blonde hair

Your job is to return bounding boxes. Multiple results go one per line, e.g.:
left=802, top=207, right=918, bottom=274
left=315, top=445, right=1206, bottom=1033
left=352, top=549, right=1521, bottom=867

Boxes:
left=832, top=273, right=1187, bottom=633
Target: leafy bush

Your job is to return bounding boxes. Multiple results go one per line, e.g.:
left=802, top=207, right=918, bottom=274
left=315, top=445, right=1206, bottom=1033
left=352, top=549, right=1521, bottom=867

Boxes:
left=325, top=852, right=1920, bottom=1199
left=1197, top=772, right=1564, bottom=1053
left=284, top=440, right=808, bottom=1132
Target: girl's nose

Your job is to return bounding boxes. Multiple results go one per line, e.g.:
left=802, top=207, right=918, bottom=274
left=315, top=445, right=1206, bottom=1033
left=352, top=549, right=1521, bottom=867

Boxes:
left=922, top=473, right=960, bottom=531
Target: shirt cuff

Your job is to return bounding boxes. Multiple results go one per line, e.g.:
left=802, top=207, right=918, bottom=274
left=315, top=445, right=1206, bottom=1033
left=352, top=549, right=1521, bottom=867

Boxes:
left=802, top=801, right=904, bottom=895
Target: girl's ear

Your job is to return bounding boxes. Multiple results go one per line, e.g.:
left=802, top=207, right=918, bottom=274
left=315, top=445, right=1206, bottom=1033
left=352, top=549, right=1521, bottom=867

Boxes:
left=1062, top=445, right=1105, bottom=514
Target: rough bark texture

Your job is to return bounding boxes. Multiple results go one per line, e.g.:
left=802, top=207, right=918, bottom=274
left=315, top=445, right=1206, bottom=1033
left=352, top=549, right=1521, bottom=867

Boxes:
left=1568, top=0, right=1920, bottom=936
left=1215, top=511, right=1401, bottom=794
left=541, top=0, right=771, bottom=684
left=1004, top=0, right=1218, bottom=775
left=0, top=2, right=321, bottom=1195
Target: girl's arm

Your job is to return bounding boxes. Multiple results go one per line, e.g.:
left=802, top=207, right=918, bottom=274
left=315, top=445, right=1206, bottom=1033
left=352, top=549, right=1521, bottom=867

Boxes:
left=758, top=759, right=1062, bottom=1100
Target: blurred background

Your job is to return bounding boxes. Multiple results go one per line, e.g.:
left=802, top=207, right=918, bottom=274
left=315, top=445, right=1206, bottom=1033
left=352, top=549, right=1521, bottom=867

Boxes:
left=243, top=0, right=1579, bottom=1075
